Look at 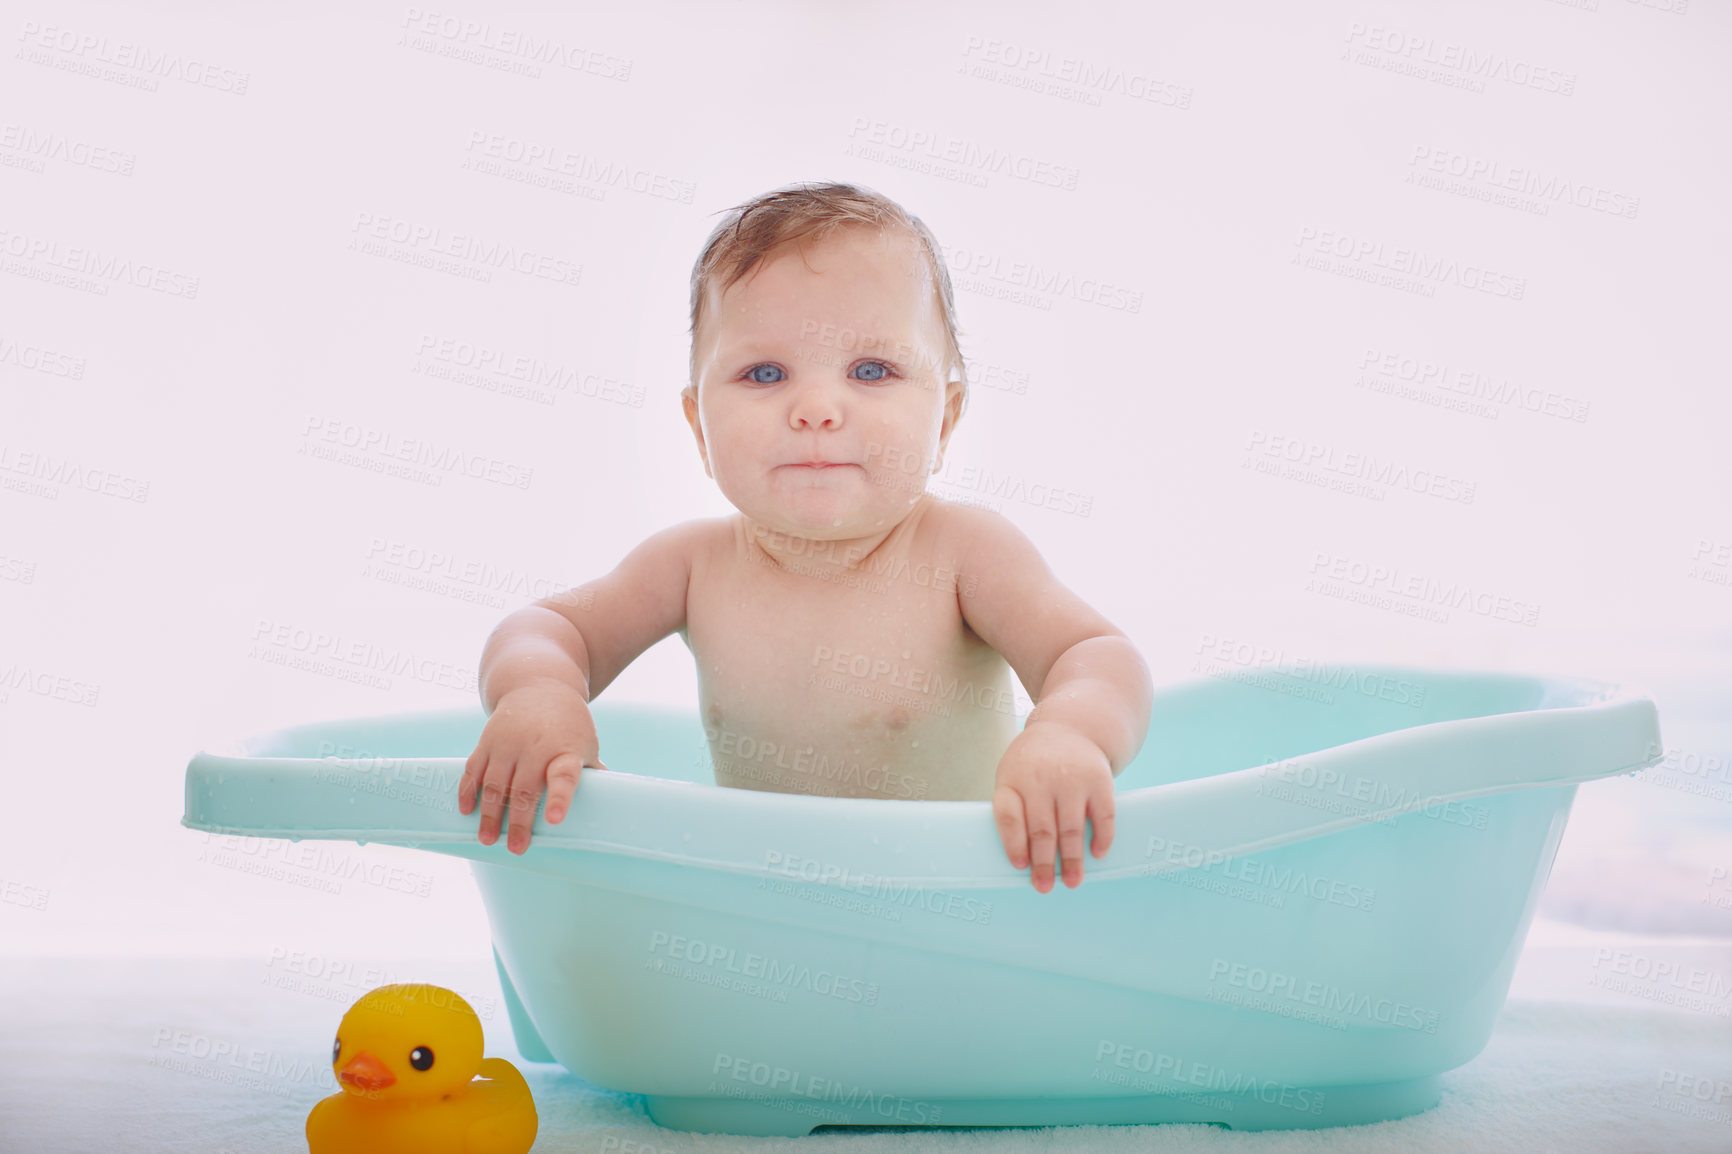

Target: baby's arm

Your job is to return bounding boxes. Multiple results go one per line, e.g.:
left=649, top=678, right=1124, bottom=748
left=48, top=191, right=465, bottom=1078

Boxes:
left=459, top=520, right=701, bottom=853
left=951, top=508, right=1154, bottom=892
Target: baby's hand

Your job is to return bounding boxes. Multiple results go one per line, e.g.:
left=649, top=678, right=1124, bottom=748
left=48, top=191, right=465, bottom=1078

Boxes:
left=458, top=681, right=606, bottom=854
left=991, top=721, right=1115, bottom=893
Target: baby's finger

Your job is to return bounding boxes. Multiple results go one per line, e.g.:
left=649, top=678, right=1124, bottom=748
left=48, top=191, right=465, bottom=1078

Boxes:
left=1024, top=793, right=1059, bottom=894
left=1088, top=779, right=1116, bottom=858
left=1056, top=791, right=1089, bottom=889
left=504, top=770, right=544, bottom=855
left=543, top=753, right=584, bottom=824
left=991, top=785, right=1029, bottom=870
left=458, top=746, right=489, bottom=816
left=477, top=756, right=517, bottom=846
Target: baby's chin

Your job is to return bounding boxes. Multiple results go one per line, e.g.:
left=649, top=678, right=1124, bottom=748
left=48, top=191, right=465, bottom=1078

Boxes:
left=744, top=489, right=923, bottom=538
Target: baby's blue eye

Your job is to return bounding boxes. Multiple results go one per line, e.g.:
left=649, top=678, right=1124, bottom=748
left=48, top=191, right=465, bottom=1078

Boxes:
left=746, top=364, right=785, bottom=384
left=853, top=361, right=891, bottom=382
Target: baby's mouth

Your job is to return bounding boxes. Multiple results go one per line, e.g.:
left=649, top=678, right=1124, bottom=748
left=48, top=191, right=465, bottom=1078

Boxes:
left=783, top=462, right=858, bottom=474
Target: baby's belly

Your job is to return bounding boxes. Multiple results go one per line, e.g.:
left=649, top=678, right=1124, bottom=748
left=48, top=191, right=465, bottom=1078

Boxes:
left=700, top=675, right=1021, bottom=802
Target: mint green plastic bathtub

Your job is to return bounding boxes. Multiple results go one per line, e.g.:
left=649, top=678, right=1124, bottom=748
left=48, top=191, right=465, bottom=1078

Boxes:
left=182, top=664, right=1661, bottom=1136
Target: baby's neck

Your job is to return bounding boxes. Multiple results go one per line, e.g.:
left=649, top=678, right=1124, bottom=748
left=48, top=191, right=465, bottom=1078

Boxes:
left=739, top=501, right=926, bottom=575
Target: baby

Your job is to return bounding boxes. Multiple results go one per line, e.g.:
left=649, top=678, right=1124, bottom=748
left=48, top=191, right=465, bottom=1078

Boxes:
left=457, top=182, right=1152, bottom=892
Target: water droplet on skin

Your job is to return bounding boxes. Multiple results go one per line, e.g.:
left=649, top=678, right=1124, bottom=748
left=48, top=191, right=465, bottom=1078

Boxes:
left=911, top=741, right=919, bottom=747
left=901, top=650, right=911, bottom=659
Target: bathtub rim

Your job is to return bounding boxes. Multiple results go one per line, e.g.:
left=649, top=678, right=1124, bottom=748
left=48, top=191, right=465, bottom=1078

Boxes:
left=181, top=664, right=1663, bottom=891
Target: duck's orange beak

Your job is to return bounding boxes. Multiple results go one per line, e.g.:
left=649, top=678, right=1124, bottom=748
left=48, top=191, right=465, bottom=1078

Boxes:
left=338, top=1050, right=397, bottom=1093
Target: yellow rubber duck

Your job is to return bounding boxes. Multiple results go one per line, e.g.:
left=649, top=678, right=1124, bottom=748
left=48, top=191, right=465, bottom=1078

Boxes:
left=306, top=983, right=538, bottom=1154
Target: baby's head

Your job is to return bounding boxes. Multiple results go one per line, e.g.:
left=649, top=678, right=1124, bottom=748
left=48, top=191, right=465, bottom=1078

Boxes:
left=682, top=182, right=968, bottom=542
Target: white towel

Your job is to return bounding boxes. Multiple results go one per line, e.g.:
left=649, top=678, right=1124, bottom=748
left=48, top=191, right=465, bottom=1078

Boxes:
left=2, top=936, right=1726, bottom=1153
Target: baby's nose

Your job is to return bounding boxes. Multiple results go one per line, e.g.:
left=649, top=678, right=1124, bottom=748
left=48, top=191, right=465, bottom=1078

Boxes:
left=789, top=385, right=844, bottom=428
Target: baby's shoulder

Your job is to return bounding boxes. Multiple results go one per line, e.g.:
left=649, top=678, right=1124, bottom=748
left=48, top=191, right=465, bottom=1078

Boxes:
left=917, top=494, right=1025, bottom=557
left=915, top=496, right=1060, bottom=597
left=668, top=514, right=738, bottom=566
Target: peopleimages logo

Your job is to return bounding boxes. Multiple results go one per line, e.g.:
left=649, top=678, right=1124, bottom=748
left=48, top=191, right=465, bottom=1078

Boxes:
left=1308, top=551, right=1540, bottom=627
left=1244, top=429, right=1476, bottom=504
left=1143, top=835, right=1377, bottom=912
left=1255, top=758, right=1490, bottom=831
left=414, top=334, right=645, bottom=408
left=1356, top=347, right=1591, bottom=423
left=0, top=225, right=199, bottom=298
left=846, top=116, right=1081, bottom=191
left=1192, top=634, right=1430, bottom=709
left=810, top=644, right=1021, bottom=716
left=956, top=36, right=1193, bottom=109
left=300, top=415, right=534, bottom=490
left=347, top=211, right=582, bottom=287
left=1406, top=146, right=1639, bottom=220
left=710, top=1053, right=944, bottom=1124
left=1294, top=225, right=1525, bottom=300
left=250, top=618, right=480, bottom=695
left=708, top=725, right=929, bottom=799
left=15, top=20, right=251, bottom=94
left=1208, top=959, right=1442, bottom=1033
left=1589, top=947, right=1732, bottom=1005
left=1342, top=21, right=1576, bottom=96
left=761, top=851, right=993, bottom=925
left=940, top=246, right=1143, bottom=313
left=398, top=8, right=632, bottom=80
left=647, top=931, right=879, bottom=1006
left=0, top=331, right=87, bottom=378
left=1092, top=1040, right=1326, bottom=1115
left=0, top=122, right=135, bottom=176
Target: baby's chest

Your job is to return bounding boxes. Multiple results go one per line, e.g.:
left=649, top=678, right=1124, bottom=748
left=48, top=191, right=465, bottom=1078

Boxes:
left=685, top=556, right=996, bottom=732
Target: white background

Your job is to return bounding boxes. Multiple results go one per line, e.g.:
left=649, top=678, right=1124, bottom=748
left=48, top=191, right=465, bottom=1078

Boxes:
left=1, top=0, right=1728, bottom=987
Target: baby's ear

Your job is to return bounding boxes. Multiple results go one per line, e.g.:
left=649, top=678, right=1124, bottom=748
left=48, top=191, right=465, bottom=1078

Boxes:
left=679, top=389, right=712, bottom=477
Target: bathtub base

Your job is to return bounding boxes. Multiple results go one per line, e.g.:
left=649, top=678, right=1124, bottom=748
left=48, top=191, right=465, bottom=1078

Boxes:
left=492, top=945, right=555, bottom=1064
left=641, top=1076, right=1442, bottom=1136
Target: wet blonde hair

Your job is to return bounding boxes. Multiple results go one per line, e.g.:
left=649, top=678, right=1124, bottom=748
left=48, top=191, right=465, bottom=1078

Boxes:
left=687, top=181, right=967, bottom=410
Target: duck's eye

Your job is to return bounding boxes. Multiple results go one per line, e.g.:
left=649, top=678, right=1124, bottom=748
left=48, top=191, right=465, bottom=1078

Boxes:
left=410, top=1046, right=435, bottom=1071
left=332, top=1037, right=341, bottom=1065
